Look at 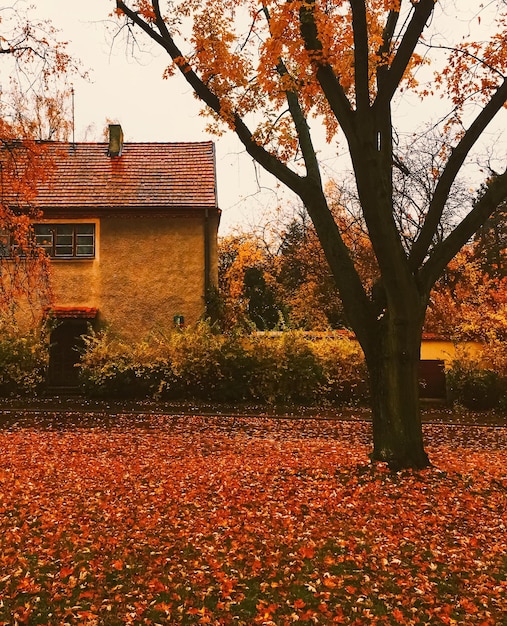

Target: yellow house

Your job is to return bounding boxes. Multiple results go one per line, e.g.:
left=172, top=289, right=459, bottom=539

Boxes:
left=419, top=335, right=483, bottom=362
left=26, top=125, right=221, bottom=387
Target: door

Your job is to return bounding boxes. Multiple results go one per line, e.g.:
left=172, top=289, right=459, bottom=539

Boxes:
left=48, top=319, right=89, bottom=388
left=418, top=359, right=447, bottom=399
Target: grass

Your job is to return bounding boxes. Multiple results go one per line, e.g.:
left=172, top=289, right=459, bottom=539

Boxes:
left=0, top=412, right=505, bottom=625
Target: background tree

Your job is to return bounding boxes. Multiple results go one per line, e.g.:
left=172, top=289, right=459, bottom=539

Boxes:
left=0, top=2, right=75, bottom=317
left=7, top=87, right=74, bottom=141
left=474, top=201, right=506, bottom=278
left=426, top=246, right=507, bottom=344
left=275, top=191, right=378, bottom=329
left=276, top=216, right=344, bottom=329
left=217, top=232, right=283, bottom=330
left=114, top=0, right=507, bottom=468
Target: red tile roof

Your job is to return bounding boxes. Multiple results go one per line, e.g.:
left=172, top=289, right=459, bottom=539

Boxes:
left=33, top=141, right=218, bottom=212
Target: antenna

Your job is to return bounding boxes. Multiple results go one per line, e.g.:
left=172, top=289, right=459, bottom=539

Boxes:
left=71, top=86, right=75, bottom=147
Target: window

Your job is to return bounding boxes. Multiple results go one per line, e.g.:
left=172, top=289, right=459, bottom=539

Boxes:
left=34, top=224, right=95, bottom=259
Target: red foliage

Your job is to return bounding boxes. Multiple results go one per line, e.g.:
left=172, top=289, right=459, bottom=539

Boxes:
left=0, top=415, right=505, bottom=624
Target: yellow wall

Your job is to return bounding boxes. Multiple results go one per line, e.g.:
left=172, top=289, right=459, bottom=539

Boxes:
left=44, top=213, right=219, bottom=338
left=420, top=339, right=483, bottom=363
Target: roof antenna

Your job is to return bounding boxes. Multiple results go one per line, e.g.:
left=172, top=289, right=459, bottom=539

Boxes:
left=71, top=86, right=76, bottom=151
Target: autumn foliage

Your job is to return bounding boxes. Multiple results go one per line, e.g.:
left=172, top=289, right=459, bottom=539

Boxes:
left=0, top=3, right=77, bottom=317
left=0, top=125, right=52, bottom=315
left=0, top=414, right=505, bottom=624
left=217, top=218, right=507, bottom=342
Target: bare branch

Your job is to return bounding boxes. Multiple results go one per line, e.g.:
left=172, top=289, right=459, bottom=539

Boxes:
left=410, top=77, right=507, bottom=269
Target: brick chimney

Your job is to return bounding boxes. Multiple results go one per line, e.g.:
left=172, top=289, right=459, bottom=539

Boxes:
left=108, top=124, right=123, bottom=157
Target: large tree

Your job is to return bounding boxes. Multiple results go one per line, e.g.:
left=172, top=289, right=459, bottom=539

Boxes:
left=114, top=0, right=507, bottom=468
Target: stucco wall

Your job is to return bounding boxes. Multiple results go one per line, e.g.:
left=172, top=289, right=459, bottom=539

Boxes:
left=420, top=339, right=483, bottom=363
left=46, top=213, right=218, bottom=338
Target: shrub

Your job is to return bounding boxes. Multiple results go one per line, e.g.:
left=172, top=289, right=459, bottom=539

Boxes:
left=211, top=331, right=257, bottom=402
left=0, top=320, right=48, bottom=396
left=446, top=347, right=505, bottom=410
left=246, top=332, right=325, bottom=404
left=79, top=331, right=168, bottom=399
left=156, top=323, right=225, bottom=400
left=78, top=325, right=370, bottom=406
left=310, top=334, right=368, bottom=404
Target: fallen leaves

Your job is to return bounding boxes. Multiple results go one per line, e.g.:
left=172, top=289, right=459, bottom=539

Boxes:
left=0, top=414, right=505, bottom=624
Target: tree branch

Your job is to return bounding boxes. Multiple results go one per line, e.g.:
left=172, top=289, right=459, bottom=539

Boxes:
left=115, top=0, right=305, bottom=195
left=261, top=4, right=322, bottom=184
left=298, top=0, right=355, bottom=137
left=420, top=167, right=507, bottom=291
left=410, top=77, right=507, bottom=269
left=349, top=0, right=370, bottom=112
left=374, top=0, right=435, bottom=111
left=378, top=8, right=400, bottom=60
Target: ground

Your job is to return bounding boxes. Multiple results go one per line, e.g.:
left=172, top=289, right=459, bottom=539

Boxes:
left=0, top=402, right=505, bottom=625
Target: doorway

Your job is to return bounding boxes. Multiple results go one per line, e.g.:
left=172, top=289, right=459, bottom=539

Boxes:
left=418, top=359, right=447, bottom=400
left=47, top=318, right=89, bottom=389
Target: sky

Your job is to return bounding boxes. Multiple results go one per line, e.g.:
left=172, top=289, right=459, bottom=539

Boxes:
left=18, top=1, right=507, bottom=234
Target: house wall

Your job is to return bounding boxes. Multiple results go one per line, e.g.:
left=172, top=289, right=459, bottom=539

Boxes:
left=420, top=339, right=483, bottom=363
left=44, top=213, right=219, bottom=339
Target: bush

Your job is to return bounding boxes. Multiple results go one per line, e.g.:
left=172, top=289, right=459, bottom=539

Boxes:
left=447, top=348, right=505, bottom=410
left=78, top=326, right=369, bottom=406
left=211, top=331, right=257, bottom=402
left=310, top=334, right=368, bottom=404
left=156, top=323, right=226, bottom=401
left=0, top=320, right=48, bottom=396
left=245, top=332, right=325, bottom=404
left=79, top=331, right=169, bottom=399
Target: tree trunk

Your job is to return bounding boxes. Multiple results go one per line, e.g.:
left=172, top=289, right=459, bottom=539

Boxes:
left=364, top=311, right=430, bottom=470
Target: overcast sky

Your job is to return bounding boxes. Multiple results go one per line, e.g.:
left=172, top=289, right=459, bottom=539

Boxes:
left=25, top=1, right=506, bottom=234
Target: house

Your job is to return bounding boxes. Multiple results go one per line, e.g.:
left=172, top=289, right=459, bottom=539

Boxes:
left=17, top=125, right=221, bottom=387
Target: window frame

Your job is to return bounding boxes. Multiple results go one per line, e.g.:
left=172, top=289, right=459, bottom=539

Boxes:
left=34, top=223, right=96, bottom=259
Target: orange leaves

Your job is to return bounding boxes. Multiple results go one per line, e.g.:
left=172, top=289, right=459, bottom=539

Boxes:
left=135, top=0, right=157, bottom=22
left=0, top=133, right=53, bottom=313
left=430, top=9, right=507, bottom=126
left=0, top=415, right=505, bottom=623
left=0, top=5, right=76, bottom=317
left=298, top=543, right=316, bottom=559
left=426, top=245, right=507, bottom=344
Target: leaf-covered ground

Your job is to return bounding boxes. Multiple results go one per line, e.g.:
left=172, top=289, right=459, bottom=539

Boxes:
left=0, top=414, right=505, bottom=625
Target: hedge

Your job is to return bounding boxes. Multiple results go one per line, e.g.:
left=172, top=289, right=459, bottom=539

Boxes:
left=446, top=348, right=507, bottom=411
left=2, top=321, right=505, bottom=410
left=78, top=325, right=368, bottom=406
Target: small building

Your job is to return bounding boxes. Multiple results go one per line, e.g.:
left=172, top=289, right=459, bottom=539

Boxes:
left=17, top=125, right=221, bottom=387
left=418, top=334, right=483, bottom=400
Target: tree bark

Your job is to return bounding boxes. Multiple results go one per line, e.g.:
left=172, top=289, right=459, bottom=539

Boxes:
left=363, top=307, right=430, bottom=470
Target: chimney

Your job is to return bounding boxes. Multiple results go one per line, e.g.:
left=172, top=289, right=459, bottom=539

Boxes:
left=108, top=124, right=123, bottom=157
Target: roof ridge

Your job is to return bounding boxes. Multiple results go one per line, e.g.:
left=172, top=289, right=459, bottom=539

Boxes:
left=38, top=140, right=214, bottom=146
